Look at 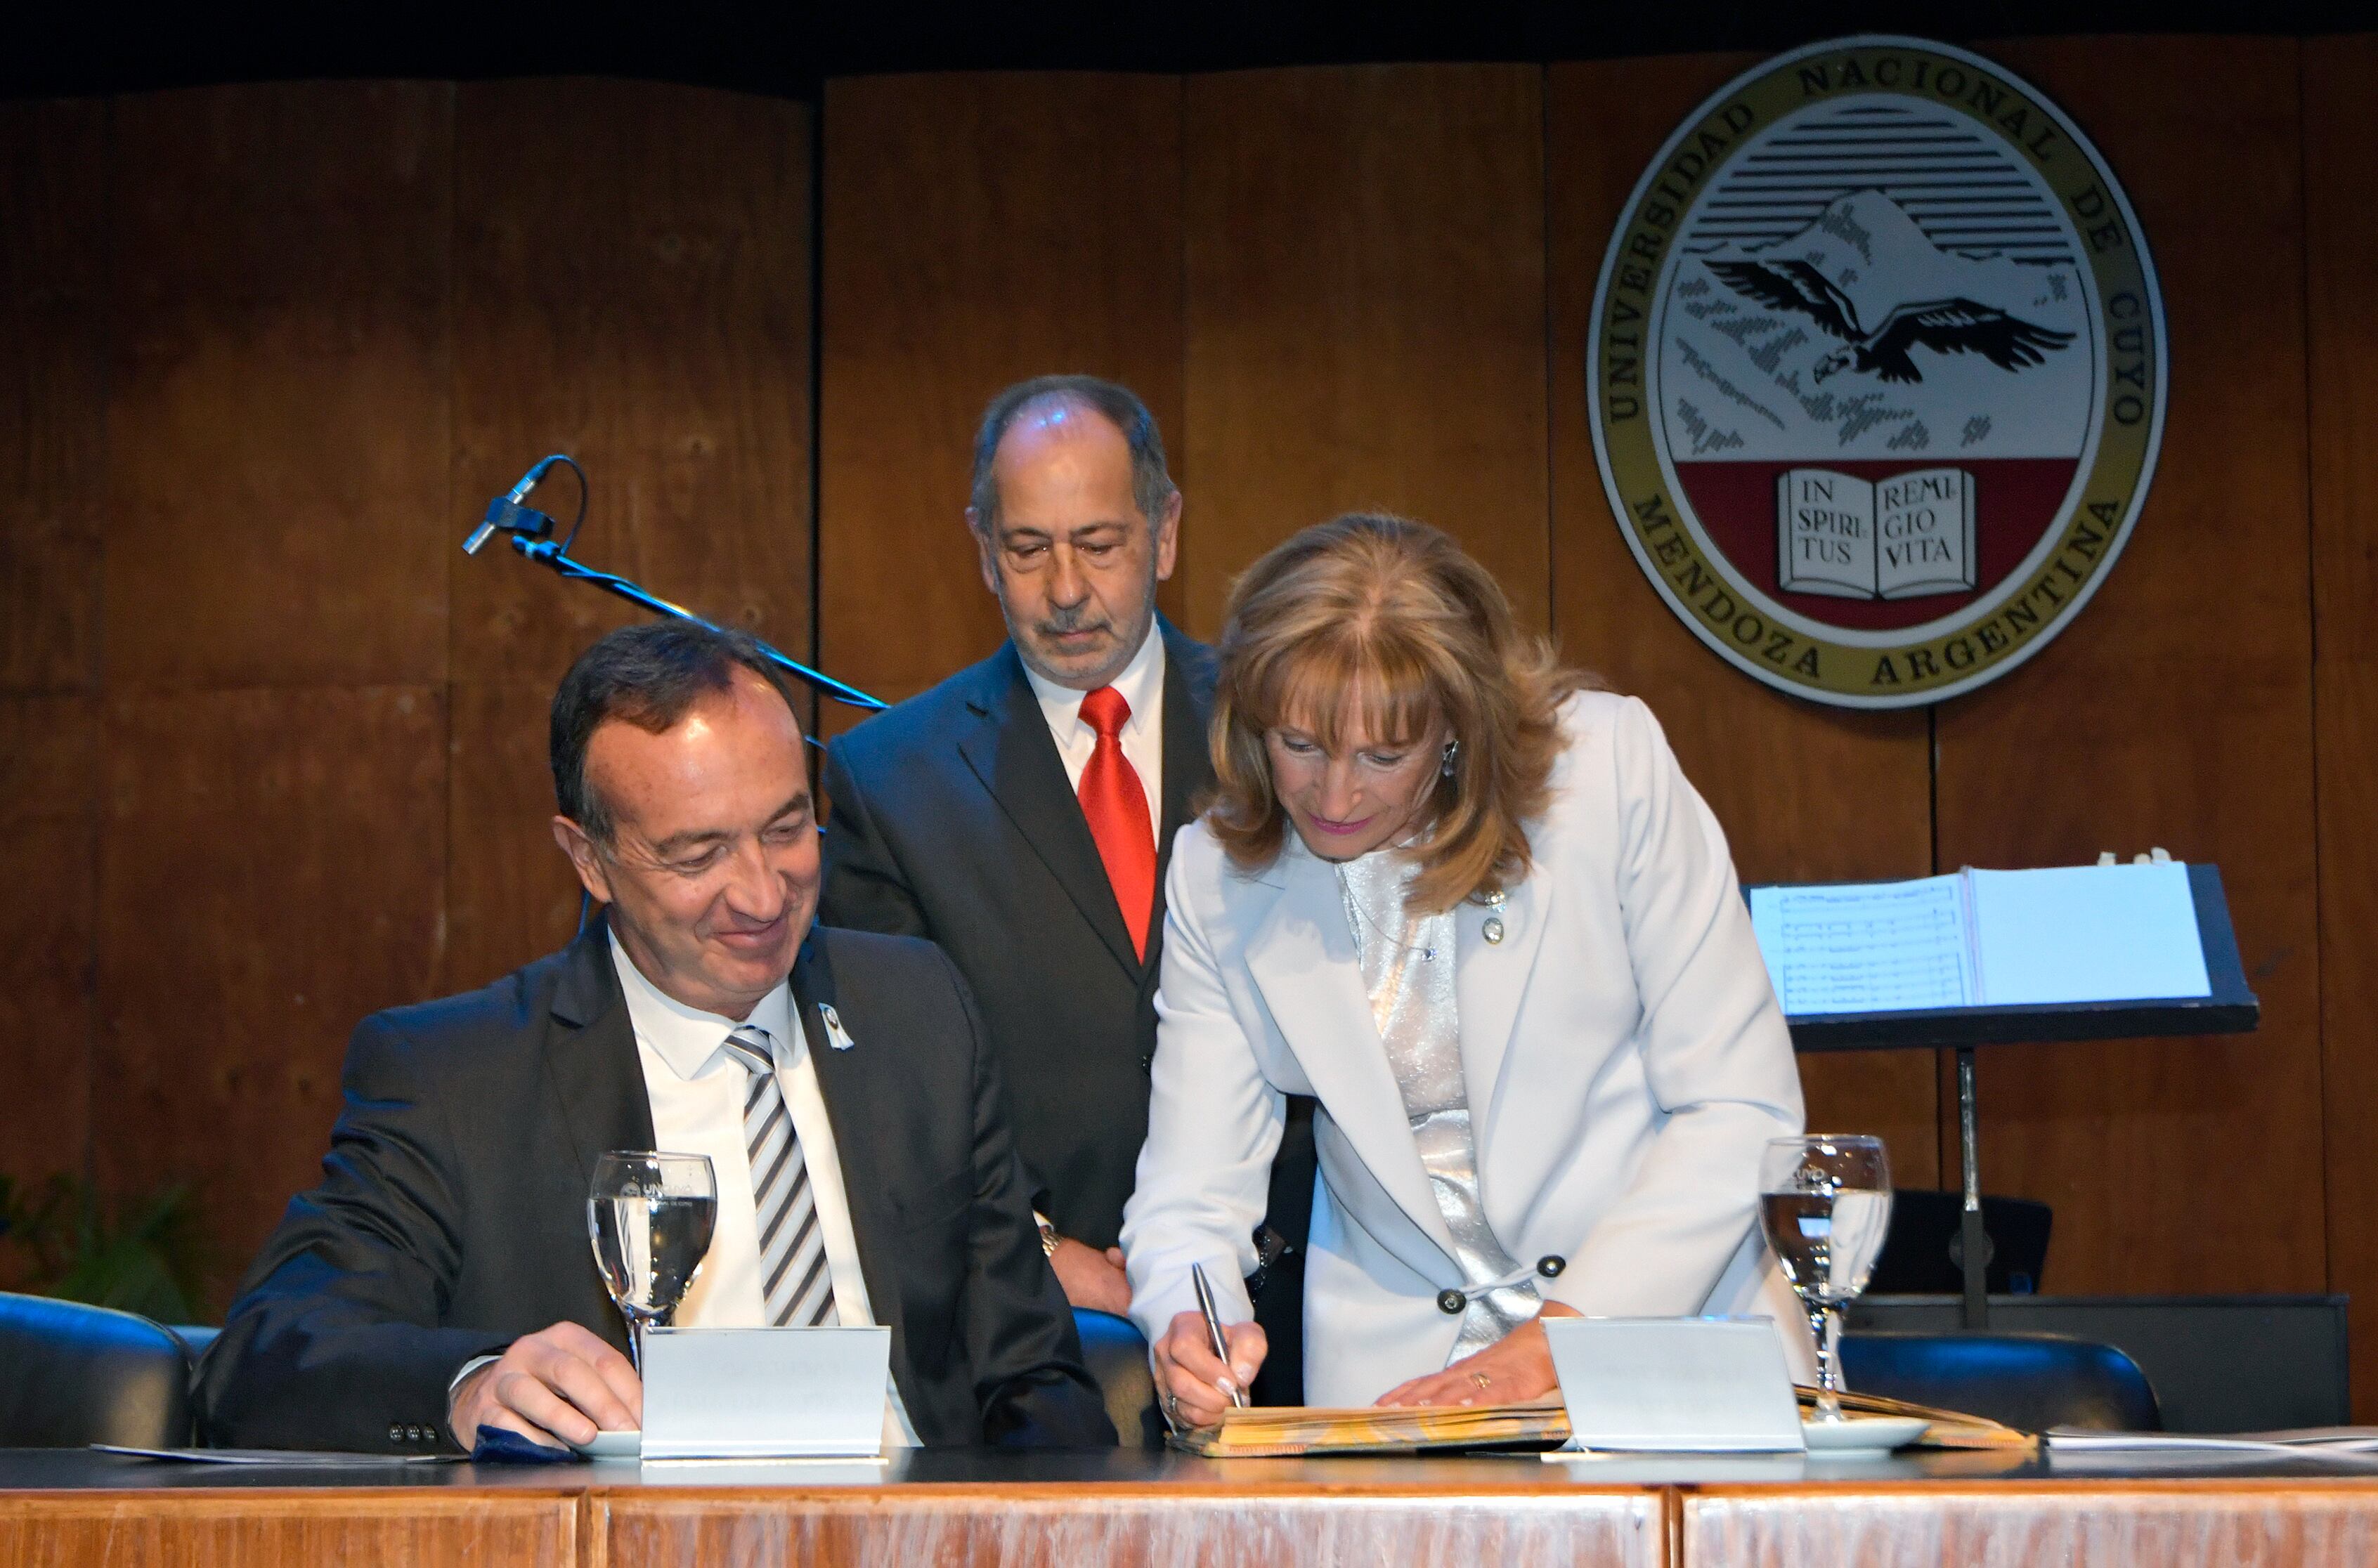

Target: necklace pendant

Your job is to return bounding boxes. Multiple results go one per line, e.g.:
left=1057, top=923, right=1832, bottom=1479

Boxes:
left=1483, top=917, right=1505, bottom=945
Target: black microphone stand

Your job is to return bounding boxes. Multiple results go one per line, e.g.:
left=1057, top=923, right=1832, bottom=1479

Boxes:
left=462, top=455, right=885, bottom=717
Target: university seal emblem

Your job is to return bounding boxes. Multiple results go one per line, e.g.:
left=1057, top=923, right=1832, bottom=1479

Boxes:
left=1587, top=37, right=2166, bottom=706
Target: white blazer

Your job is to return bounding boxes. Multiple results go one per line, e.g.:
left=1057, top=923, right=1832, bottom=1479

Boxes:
left=1122, top=691, right=1817, bottom=1406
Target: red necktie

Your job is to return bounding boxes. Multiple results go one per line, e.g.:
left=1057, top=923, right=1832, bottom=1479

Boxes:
left=1077, top=686, right=1156, bottom=960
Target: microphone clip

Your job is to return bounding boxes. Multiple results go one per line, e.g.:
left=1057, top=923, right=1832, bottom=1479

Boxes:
left=463, top=495, right=557, bottom=556
left=462, top=454, right=580, bottom=556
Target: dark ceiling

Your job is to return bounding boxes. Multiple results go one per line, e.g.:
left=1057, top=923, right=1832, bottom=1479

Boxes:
left=8, top=0, right=2367, bottom=100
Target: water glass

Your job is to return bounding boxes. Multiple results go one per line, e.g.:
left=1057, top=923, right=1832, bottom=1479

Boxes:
left=588, top=1150, right=719, bottom=1372
left=1758, top=1135, right=1892, bottom=1422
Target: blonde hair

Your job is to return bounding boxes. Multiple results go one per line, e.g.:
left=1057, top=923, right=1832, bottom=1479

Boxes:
left=1205, top=514, right=1590, bottom=913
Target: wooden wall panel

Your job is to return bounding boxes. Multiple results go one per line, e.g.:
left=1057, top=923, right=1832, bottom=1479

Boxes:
left=818, top=73, right=1185, bottom=725
left=104, top=84, right=453, bottom=691
left=1934, top=40, right=2322, bottom=1297
left=1183, top=65, right=1548, bottom=639
left=0, top=100, right=107, bottom=1276
left=448, top=81, right=814, bottom=993
left=446, top=679, right=586, bottom=993
left=94, top=687, right=447, bottom=1305
left=0, top=99, right=105, bottom=694
left=1545, top=55, right=1940, bottom=1182
left=450, top=81, right=814, bottom=691
left=0, top=696, right=98, bottom=1275
left=2306, top=34, right=2378, bottom=1420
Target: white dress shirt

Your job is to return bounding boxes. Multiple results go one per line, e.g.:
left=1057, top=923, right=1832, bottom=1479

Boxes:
left=1021, top=618, right=1166, bottom=842
left=611, top=935, right=916, bottom=1449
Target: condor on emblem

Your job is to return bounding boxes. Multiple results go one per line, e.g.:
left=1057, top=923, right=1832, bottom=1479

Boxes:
left=1587, top=37, right=2166, bottom=707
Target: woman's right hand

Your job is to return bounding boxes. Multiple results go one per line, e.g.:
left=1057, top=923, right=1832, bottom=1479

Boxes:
left=1154, top=1310, right=1268, bottom=1429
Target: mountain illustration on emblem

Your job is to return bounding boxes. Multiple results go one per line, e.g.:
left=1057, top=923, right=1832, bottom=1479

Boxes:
left=1660, top=189, right=2093, bottom=464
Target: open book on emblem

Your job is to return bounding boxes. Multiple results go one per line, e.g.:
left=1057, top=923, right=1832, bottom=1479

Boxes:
left=1777, top=466, right=1975, bottom=599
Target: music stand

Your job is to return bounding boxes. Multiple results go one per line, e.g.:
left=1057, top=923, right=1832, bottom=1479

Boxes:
left=1750, top=863, right=2259, bottom=1328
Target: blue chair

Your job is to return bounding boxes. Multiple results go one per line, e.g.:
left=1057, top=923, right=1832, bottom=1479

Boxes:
left=169, top=1323, right=219, bottom=1359
left=1842, top=1331, right=2161, bottom=1432
left=1073, top=1309, right=1164, bottom=1446
left=0, top=1291, right=194, bottom=1447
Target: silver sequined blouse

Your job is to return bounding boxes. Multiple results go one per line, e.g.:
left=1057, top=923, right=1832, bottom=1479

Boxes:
left=1336, top=847, right=1541, bottom=1364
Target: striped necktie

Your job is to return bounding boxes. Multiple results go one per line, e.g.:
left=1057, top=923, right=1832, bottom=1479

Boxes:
left=721, top=1024, right=838, bottom=1328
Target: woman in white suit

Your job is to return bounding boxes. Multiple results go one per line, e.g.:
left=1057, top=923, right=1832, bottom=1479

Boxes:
left=1122, top=514, right=1812, bottom=1426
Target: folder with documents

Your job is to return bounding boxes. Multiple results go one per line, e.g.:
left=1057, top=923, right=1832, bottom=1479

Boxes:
left=1167, top=1387, right=2031, bottom=1458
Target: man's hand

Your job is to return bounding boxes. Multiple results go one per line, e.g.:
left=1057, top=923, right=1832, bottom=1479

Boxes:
left=448, top=1321, right=642, bottom=1450
left=1155, top=1309, right=1266, bottom=1430
left=1048, top=1237, right=1133, bottom=1315
left=1374, top=1302, right=1580, bottom=1409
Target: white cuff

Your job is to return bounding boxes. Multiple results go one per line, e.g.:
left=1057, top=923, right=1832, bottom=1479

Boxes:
left=446, top=1352, right=502, bottom=1442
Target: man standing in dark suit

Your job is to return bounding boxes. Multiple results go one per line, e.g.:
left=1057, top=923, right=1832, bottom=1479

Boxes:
left=198, top=622, right=1112, bottom=1453
left=820, top=376, right=1313, bottom=1398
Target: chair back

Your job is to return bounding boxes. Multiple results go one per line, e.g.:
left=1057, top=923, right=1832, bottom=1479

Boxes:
left=1072, top=1309, right=1165, bottom=1447
left=0, top=1291, right=194, bottom=1448
left=1842, top=1331, right=2161, bottom=1432
left=169, top=1324, right=220, bottom=1359
left=1868, top=1190, right=2053, bottom=1295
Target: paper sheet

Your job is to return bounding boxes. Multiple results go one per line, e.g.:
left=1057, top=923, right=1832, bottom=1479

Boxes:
left=2046, top=1427, right=2378, bottom=1458
left=1748, top=877, right=1974, bottom=1016
left=1966, top=863, right=2211, bottom=1005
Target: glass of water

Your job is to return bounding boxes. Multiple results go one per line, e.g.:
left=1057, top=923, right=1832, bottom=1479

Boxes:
left=589, top=1150, right=718, bottom=1373
left=1758, top=1135, right=1892, bottom=1423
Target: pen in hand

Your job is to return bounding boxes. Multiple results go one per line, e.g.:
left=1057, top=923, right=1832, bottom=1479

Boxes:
left=1192, top=1261, right=1249, bottom=1410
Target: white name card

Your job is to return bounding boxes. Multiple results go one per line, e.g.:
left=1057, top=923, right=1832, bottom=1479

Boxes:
left=1543, top=1317, right=1805, bottom=1453
left=641, top=1326, right=891, bottom=1460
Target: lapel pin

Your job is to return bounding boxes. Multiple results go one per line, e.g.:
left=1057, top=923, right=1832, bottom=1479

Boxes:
left=819, top=1002, right=859, bottom=1051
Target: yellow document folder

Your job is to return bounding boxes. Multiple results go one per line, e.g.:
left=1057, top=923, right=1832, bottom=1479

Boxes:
left=1167, top=1387, right=2032, bottom=1458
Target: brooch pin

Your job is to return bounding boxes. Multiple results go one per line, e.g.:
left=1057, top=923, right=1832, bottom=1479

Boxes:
left=819, top=1002, right=859, bottom=1051
left=1481, top=888, right=1507, bottom=946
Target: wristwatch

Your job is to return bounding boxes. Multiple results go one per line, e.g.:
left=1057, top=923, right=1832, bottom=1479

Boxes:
left=1033, top=1210, right=1060, bottom=1259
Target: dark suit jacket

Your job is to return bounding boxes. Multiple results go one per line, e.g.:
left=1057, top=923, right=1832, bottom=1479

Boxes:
left=819, top=618, right=1317, bottom=1402
left=819, top=620, right=1217, bottom=1249
left=195, top=922, right=1115, bottom=1453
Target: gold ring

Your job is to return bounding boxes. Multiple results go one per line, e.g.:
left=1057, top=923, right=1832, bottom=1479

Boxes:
left=1469, top=1371, right=1493, bottom=1390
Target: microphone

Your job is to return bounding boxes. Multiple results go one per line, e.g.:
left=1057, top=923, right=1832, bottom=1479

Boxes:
left=463, top=455, right=569, bottom=556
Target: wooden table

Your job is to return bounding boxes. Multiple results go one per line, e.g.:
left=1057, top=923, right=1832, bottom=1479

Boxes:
left=6, top=1446, right=2378, bottom=1567
left=1682, top=1475, right=2378, bottom=1567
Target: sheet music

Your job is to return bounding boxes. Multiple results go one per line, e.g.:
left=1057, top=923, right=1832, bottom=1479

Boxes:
left=1748, top=877, right=1976, bottom=1016
left=1748, top=863, right=2214, bottom=1017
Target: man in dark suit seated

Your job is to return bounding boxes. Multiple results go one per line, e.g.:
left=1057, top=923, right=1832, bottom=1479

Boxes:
left=197, top=622, right=1115, bottom=1453
left=819, top=374, right=1315, bottom=1400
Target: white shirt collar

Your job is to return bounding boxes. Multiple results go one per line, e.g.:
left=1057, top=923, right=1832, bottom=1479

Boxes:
left=608, top=930, right=796, bottom=1081
left=1021, top=616, right=1166, bottom=741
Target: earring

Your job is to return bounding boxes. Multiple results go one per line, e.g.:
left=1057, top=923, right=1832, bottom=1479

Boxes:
left=1441, top=740, right=1460, bottom=778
